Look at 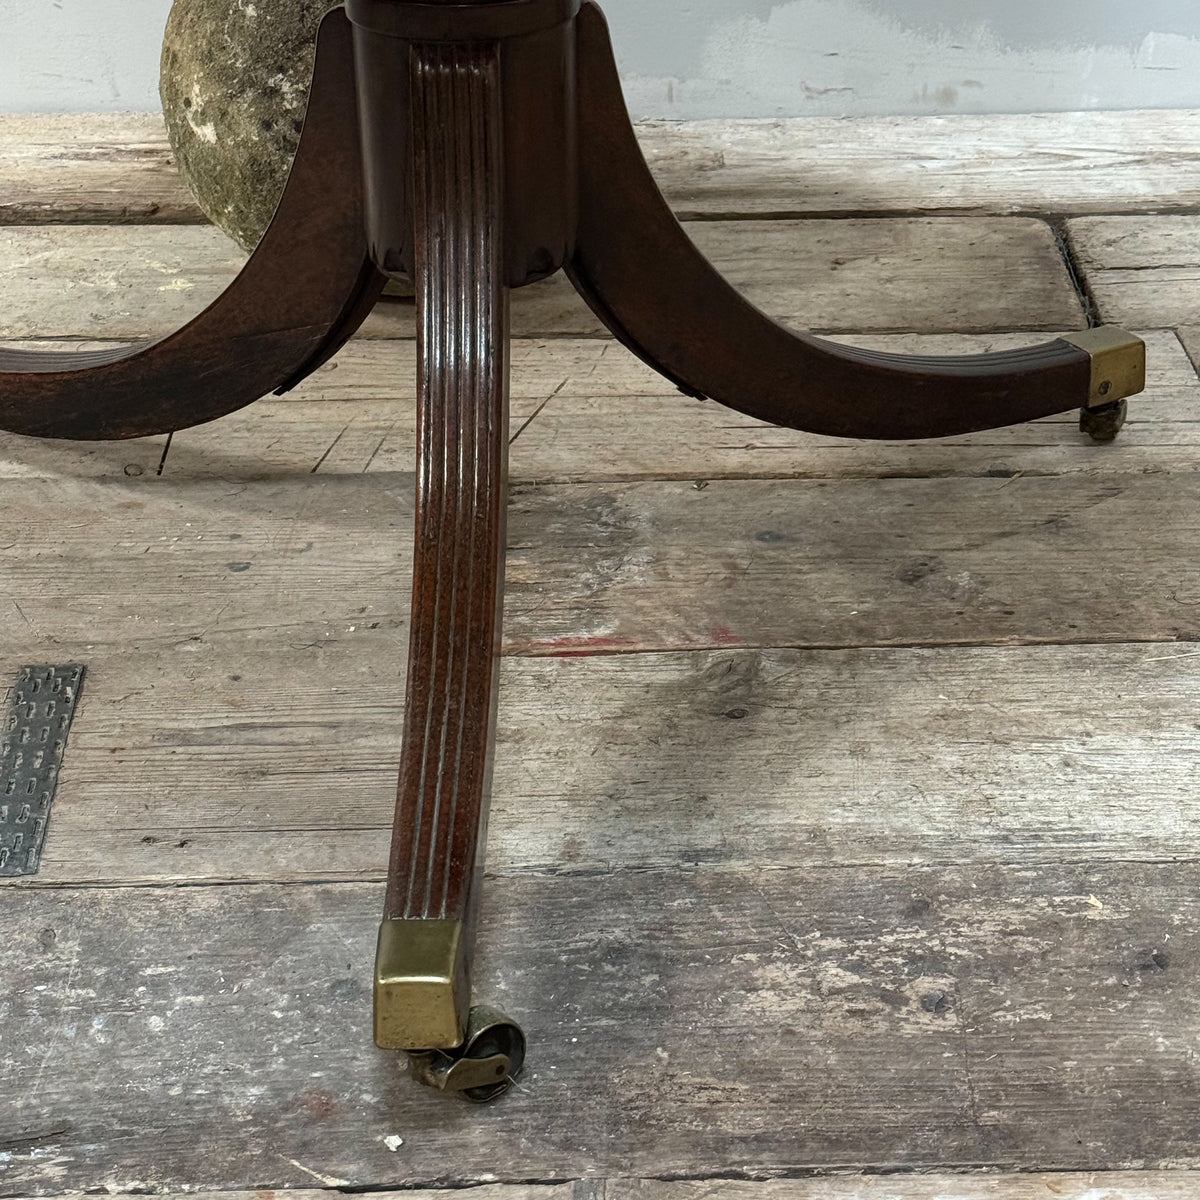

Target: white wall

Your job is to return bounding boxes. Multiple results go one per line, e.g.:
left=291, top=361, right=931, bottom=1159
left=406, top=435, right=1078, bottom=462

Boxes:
left=0, top=0, right=170, bottom=114
left=3, top=0, right=1200, bottom=117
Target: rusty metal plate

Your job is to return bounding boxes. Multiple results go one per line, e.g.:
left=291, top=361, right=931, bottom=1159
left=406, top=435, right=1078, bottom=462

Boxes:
left=0, top=665, right=86, bottom=877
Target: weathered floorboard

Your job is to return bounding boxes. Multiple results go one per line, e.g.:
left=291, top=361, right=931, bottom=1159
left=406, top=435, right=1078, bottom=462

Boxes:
left=0, top=475, right=410, bottom=653
left=2, top=865, right=1198, bottom=1189
left=502, top=472, right=1200, bottom=654
left=0, top=470, right=1193, bottom=885
left=16, top=641, right=1200, bottom=885
left=521, top=218, right=1084, bottom=336
left=636, top=109, right=1200, bottom=219
left=0, top=114, right=196, bottom=226
left=0, top=218, right=1083, bottom=341
left=0, top=472, right=1197, bottom=658
left=613, top=1178, right=1200, bottom=1200
left=5, top=110, right=1200, bottom=224
left=1068, top=215, right=1200, bottom=329
left=5, top=1180, right=1188, bottom=1200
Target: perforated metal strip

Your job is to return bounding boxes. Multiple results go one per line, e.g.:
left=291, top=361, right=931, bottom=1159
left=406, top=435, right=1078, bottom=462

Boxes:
left=0, top=665, right=85, bottom=877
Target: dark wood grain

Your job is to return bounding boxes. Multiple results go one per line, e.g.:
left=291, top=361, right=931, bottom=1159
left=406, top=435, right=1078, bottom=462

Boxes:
left=0, top=8, right=385, bottom=440
left=566, top=1, right=1103, bottom=440
left=383, top=41, right=508, bottom=933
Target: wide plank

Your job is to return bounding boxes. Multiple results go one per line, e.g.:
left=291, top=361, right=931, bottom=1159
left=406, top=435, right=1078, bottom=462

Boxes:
left=638, top=110, right=1200, bottom=219
left=1067, top=215, right=1200, bottom=328
left=3, top=864, right=1199, bottom=1189
left=614, top=1178, right=1200, bottom=1200
left=0, top=225, right=248, bottom=341
left=0, top=114, right=196, bottom=226
left=503, top=473, right=1200, bottom=654
left=1, top=1180, right=1187, bottom=1200
left=0, top=468, right=1191, bottom=885
left=6, top=110, right=1200, bottom=224
left=0, top=218, right=1083, bottom=341
left=18, top=641, right=1200, bottom=885
left=0, top=475, right=411, bottom=653
left=520, top=218, right=1084, bottom=336
left=0, top=473, right=1196, bottom=657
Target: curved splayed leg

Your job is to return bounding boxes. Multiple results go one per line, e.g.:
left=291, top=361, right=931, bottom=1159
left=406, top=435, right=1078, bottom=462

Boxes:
left=369, top=37, right=523, bottom=1103
left=566, top=1, right=1145, bottom=442
left=0, top=6, right=385, bottom=441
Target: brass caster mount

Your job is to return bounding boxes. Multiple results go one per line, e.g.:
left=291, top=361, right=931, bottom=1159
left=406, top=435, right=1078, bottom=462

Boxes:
left=1062, top=327, right=1144, bottom=445
left=409, top=1007, right=527, bottom=1104
left=374, top=919, right=526, bottom=1103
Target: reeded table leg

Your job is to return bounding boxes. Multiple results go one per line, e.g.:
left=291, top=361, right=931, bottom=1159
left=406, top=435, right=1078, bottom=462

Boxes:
left=371, top=38, right=524, bottom=1104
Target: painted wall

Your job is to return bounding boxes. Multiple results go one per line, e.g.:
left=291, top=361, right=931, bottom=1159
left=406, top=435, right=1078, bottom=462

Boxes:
left=3, top=0, right=1200, bottom=117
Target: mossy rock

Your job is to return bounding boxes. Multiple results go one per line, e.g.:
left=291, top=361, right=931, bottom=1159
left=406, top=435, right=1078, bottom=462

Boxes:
left=159, top=0, right=329, bottom=253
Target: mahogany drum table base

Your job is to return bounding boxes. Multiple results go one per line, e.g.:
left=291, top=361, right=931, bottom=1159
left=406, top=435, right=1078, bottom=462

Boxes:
left=0, top=0, right=1146, bottom=1103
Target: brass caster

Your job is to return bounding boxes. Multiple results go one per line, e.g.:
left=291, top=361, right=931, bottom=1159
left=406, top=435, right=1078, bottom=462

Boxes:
left=1080, top=398, right=1128, bottom=443
left=408, top=1006, right=526, bottom=1104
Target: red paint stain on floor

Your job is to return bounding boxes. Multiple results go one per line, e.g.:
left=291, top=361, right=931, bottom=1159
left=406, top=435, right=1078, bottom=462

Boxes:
left=710, top=624, right=744, bottom=646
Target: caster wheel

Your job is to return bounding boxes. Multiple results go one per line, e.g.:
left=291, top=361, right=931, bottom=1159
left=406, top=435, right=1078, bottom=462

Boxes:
left=408, top=1006, right=526, bottom=1103
left=1081, top=398, right=1128, bottom=443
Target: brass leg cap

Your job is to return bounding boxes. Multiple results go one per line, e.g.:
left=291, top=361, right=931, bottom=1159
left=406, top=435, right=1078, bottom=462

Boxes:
left=1061, top=327, right=1147, bottom=407
left=374, top=919, right=470, bottom=1051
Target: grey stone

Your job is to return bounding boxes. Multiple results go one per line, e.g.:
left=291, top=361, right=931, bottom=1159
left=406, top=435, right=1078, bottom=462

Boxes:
left=159, top=0, right=328, bottom=253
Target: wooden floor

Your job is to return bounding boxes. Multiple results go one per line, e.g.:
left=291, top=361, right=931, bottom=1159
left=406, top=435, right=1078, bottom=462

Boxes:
left=2, top=108, right=1200, bottom=1199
